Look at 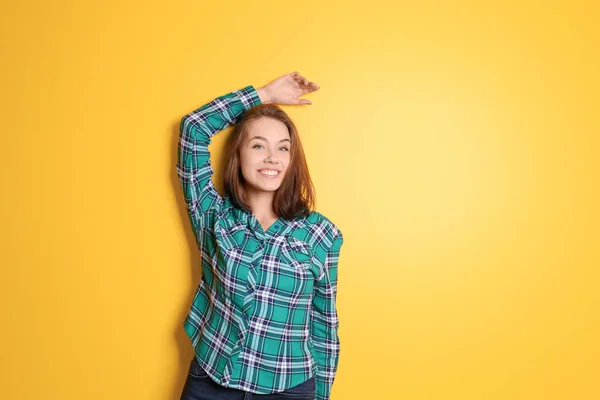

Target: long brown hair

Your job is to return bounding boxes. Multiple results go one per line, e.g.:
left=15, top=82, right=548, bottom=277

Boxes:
left=223, top=104, right=315, bottom=220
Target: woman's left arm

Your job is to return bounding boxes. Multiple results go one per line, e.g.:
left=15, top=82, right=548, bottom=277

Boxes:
left=310, top=229, right=344, bottom=400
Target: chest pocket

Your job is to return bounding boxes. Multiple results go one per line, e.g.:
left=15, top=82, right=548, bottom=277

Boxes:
left=280, top=236, right=312, bottom=268
left=213, top=223, right=248, bottom=296
left=277, top=236, right=314, bottom=294
left=215, top=222, right=246, bottom=252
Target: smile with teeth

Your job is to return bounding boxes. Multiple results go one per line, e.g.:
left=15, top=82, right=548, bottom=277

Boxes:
left=259, top=169, right=280, bottom=178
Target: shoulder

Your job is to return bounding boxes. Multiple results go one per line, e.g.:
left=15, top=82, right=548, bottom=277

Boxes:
left=305, top=211, right=343, bottom=241
left=303, top=212, right=344, bottom=272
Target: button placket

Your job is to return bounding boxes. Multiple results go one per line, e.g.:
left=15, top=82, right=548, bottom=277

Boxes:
left=242, top=243, right=263, bottom=315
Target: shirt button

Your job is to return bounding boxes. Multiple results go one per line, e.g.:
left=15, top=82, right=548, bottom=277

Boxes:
left=274, top=225, right=279, bottom=229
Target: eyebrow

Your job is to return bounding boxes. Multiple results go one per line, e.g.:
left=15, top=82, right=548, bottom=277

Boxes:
left=250, top=136, right=290, bottom=143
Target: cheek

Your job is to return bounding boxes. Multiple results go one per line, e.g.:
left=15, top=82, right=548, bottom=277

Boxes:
left=239, top=152, right=259, bottom=174
left=282, top=154, right=291, bottom=170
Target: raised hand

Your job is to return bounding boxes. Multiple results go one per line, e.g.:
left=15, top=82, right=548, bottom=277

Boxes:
left=256, top=72, right=320, bottom=105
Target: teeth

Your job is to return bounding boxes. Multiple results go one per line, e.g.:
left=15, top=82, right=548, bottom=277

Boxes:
left=259, top=170, right=279, bottom=176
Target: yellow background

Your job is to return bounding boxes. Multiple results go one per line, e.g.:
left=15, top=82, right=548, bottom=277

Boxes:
left=1, top=1, right=598, bottom=399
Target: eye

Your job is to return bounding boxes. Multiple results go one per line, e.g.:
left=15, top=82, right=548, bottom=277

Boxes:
left=253, top=144, right=289, bottom=151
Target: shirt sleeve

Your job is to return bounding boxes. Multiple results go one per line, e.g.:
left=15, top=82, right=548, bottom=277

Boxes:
left=177, top=85, right=262, bottom=241
left=310, top=229, right=344, bottom=400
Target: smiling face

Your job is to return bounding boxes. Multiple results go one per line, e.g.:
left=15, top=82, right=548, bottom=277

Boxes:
left=239, top=117, right=292, bottom=193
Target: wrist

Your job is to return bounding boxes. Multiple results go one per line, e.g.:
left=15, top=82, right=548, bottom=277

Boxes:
left=256, top=86, right=271, bottom=104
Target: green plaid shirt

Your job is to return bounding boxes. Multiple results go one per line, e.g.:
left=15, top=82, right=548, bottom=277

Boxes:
left=177, top=85, right=343, bottom=400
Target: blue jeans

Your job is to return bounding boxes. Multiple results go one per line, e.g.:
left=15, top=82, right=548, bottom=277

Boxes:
left=180, top=356, right=316, bottom=400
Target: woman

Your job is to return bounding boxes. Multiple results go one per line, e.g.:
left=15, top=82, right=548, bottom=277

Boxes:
left=177, top=72, right=344, bottom=400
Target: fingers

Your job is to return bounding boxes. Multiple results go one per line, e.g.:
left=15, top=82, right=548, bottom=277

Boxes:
left=288, top=72, right=318, bottom=104
left=291, top=72, right=304, bottom=84
left=295, top=98, right=312, bottom=105
left=290, top=72, right=320, bottom=91
left=291, top=72, right=308, bottom=85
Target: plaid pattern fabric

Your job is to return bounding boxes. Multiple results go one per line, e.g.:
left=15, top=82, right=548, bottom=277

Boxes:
left=177, top=85, right=343, bottom=400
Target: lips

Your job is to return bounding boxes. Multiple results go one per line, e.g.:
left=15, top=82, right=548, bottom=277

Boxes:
left=258, top=169, right=281, bottom=178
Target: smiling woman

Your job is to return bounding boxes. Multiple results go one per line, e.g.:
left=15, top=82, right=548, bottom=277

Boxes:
left=177, top=72, right=344, bottom=400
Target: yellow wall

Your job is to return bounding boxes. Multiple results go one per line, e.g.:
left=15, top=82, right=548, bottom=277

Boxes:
left=1, top=1, right=598, bottom=399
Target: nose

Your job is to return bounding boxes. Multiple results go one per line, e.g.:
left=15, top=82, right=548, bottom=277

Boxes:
left=265, top=149, right=279, bottom=164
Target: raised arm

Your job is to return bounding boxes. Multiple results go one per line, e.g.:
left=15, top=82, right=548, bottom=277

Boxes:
left=177, top=85, right=262, bottom=241
left=310, top=229, right=344, bottom=400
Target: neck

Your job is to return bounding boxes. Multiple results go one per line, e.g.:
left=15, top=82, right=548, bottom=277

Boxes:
left=244, top=185, right=277, bottom=220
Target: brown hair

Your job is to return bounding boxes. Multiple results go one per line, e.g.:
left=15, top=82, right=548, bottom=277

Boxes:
left=223, top=104, right=315, bottom=220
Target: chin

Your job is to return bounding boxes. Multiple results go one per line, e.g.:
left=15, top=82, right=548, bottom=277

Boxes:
left=248, top=181, right=281, bottom=192
left=259, top=184, right=281, bottom=192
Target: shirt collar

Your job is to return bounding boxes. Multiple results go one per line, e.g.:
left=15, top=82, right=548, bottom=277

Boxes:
left=228, top=200, right=304, bottom=240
